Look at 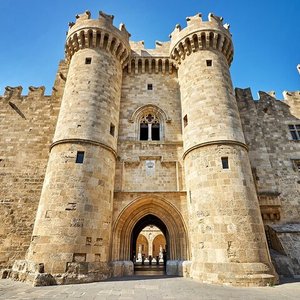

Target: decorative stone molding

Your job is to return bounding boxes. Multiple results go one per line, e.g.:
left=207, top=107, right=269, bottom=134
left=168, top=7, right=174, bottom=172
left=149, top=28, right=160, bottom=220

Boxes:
left=258, top=192, right=281, bottom=221
left=126, top=57, right=177, bottom=74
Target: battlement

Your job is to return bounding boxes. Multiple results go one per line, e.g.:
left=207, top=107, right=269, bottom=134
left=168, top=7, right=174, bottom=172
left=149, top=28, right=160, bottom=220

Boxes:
left=235, top=87, right=300, bottom=102
left=65, top=11, right=131, bottom=66
left=169, top=13, right=233, bottom=66
left=130, top=40, right=170, bottom=57
left=235, top=87, right=300, bottom=118
left=1, top=86, right=47, bottom=101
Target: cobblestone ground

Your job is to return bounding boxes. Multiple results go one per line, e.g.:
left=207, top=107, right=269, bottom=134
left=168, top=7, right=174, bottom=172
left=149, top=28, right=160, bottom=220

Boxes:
left=0, top=276, right=300, bottom=300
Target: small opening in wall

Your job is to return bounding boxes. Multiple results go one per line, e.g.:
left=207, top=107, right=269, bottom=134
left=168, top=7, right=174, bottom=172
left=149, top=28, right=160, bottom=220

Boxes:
left=291, top=159, right=300, bottom=172
left=76, top=151, right=85, bottom=164
left=147, top=84, right=153, bottom=90
left=206, top=60, right=212, bottom=67
left=183, top=115, right=188, bottom=127
left=110, top=123, right=115, bottom=136
left=85, top=57, right=92, bottom=64
left=221, top=157, right=229, bottom=169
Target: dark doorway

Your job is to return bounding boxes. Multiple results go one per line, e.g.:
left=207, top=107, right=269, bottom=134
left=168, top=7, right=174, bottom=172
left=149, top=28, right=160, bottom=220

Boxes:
left=130, top=214, right=169, bottom=275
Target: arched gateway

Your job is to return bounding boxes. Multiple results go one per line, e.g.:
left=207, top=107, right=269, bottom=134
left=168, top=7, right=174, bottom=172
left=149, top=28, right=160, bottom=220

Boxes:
left=111, top=196, right=189, bottom=262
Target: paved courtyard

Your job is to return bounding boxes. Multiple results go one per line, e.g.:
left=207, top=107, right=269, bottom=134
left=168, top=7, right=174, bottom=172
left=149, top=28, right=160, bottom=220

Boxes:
left=0, top=276, right=300, bottom=300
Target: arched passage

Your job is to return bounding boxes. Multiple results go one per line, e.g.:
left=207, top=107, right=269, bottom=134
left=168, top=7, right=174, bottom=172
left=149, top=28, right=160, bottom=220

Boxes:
left=111, top=196, right=189, bottom=261
left=131, top=214, right=168, bottom=261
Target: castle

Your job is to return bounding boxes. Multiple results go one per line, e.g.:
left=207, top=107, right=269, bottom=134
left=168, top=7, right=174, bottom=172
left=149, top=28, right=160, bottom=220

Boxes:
left=0, top=10, right=299, bottom=287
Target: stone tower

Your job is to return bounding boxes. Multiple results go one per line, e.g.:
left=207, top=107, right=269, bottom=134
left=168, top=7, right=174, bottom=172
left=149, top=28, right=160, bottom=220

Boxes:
left=170, top=14, right=276, bottom=285
left=24, top=11, right=130, bottom=281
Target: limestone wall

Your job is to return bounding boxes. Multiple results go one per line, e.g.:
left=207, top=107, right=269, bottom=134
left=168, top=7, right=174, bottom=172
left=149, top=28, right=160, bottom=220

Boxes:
left=236, top=89, right=300, bottom=223
left=0, top=61, right=67, bottom=268
left=115, top=69, right=184, bottom=192
left=171, top=13, right=275, bottom=286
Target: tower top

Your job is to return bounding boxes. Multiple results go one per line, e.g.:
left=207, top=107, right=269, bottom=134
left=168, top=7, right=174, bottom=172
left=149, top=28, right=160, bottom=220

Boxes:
left=65, top=11, right=131, bottom=65
left=67, top=11, right=130, bottom=40
left=169, top=13, right=234, bottom=66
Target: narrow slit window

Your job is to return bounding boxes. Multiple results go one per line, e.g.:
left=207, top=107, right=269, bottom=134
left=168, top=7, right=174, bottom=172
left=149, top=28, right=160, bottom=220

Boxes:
left=206, top=60, right=212, bottom=67
left=85, top=57, right=92, bottom=64
left=183, top=115, right=188, bottom=127
left=221, top=157, right=229, bottom=169
left=147, top=84, right=153, bottom=90
left=110, top=123, right=115, bottom=136
left=76, top=151, right=85, bottom=164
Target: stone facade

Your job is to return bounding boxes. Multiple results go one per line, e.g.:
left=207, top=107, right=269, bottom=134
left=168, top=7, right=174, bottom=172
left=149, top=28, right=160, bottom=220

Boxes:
left=0, top=10, right=299, bottom=286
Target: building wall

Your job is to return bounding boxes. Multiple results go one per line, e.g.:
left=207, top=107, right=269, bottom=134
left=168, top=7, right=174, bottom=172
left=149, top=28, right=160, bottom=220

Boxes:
left=0, top=34, right=299, bottom=280
left=236, top=89, right=300, bottom=224
left=0, top=61, right=67, bottom=268
left=114, top=68, right=185, bottom=193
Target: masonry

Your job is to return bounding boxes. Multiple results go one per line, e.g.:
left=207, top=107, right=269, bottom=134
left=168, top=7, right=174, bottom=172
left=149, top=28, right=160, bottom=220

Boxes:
left=0, top=10, right=299, bottom=287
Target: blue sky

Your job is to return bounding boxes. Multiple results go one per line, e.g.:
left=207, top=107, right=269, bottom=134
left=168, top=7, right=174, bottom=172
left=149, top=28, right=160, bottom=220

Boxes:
left=0, top=0, right=299, bottom=98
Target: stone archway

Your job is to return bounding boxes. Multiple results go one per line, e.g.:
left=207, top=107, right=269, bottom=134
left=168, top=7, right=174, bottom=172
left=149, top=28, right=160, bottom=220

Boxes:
left=131, top=214, right=168, bottom=261
left=111, top=196, right=189, bottom=262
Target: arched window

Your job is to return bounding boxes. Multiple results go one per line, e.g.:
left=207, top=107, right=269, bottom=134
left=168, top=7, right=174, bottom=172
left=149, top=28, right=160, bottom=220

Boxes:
left=140, top=113, right=160, bottom=141
left=129, top=104, right=171, bottom=142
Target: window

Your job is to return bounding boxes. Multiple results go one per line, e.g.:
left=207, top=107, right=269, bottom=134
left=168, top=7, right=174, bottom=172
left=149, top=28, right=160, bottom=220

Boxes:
left=152, top=123, right=160, bottom=140
left=85, top=57, right=92, bottom=64
left=221, top=157, right=229, bottom=169
left=289, top=124, right=300, bottom=140
left=110, top=123, right=115, bottom=136
left=140, top=123, right=148, bottom=140
left=206, top=60, right=212, bottom=67
left=183, top=115, right=188, bottom=127
left=76, top=151, right=85, bottom=163
left=291, top=159, right=300, bottom=172
left=147, top=84, right=153, bottom=90
left=139, top=113, right=160, bottom=141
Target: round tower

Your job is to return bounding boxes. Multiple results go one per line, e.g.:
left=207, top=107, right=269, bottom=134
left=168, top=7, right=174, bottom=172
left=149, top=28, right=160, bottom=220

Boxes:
left=170, top=14, right=276, bottom=286
left=25, top=11, right=130, bottom=281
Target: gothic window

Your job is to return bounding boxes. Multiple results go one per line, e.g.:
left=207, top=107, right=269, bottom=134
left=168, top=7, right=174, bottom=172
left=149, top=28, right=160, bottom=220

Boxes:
left=289, top=124, right=300, bottom=140
left=139, top=113, right=160, bottom=141
left=129, top=104, right=170, bottom=141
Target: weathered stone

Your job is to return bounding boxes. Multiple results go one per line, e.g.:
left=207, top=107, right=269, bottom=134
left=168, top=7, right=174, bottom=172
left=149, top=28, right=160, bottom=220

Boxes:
left=0, top=10, right=299, bottom=287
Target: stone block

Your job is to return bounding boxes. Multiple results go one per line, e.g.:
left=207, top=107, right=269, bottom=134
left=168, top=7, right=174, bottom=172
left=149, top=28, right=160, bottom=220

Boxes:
left=166, top=260, right=178, bottom=275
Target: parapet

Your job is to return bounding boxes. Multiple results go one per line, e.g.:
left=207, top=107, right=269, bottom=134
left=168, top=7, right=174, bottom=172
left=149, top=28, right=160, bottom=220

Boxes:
left=65, top=11, right=131, bottom=66
left=1, top=86, right=46, bottom=101
left=130, top=40, right=170, bottom=57
left=169, top=13, right=233, bottom=66
left=235, top=87, right=300, bottom=117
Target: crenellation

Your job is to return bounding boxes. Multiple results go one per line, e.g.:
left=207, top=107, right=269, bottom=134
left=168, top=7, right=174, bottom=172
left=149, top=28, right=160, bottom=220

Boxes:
left=3, top=86, right=23, bottom=100
left=170, top=13, right=233, bottom=66
left=75, top=11, right=91, bottom=21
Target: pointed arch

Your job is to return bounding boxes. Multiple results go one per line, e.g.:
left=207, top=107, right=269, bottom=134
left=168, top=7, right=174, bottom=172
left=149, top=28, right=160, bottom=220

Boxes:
left=129, top=104, right=171, bottom=141
left=111, top=195, right=189, bottom=261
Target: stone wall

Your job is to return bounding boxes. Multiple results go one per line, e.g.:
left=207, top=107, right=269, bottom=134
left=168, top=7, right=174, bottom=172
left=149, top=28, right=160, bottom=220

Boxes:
left=115, top=69, right=184, bottom=192
left=0, top=61, right=67, bottom=268
left=236, top=89, right=300, bottom=223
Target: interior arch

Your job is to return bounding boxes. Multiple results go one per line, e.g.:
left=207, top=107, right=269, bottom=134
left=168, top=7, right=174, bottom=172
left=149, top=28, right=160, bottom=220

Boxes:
left=131, top=214, right=169, bottom=260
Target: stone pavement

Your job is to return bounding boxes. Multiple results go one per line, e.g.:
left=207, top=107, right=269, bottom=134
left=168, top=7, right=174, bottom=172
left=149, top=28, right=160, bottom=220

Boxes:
left=0, top=276, right=300, bottom=300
